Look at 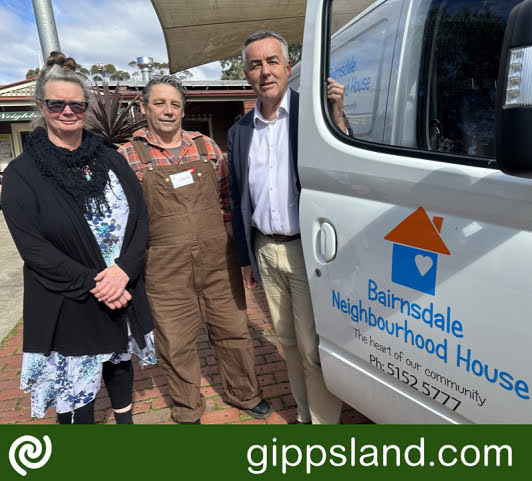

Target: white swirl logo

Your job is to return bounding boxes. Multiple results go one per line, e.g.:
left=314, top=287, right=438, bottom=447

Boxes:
left=9, top=435, right=52, bottom=476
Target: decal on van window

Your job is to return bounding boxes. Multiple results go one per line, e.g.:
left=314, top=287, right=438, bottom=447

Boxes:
left=385, top=207, right=450, bottom=295
left=328, top=18, right=391, bottom=138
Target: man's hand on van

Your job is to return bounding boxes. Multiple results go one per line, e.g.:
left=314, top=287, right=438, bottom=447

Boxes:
left=327, top=78, right=348, bottom=134
left=243, top=265, right=258, bottom=289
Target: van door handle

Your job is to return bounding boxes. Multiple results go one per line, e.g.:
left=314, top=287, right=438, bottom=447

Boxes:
left=320, top=222, right=337, bottom=262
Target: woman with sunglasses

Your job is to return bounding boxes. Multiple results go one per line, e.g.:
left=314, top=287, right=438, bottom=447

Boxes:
left=0, top=52, right=156, bottom=424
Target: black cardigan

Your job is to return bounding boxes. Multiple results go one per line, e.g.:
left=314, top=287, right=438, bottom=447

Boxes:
left=1, top=144, right=154, bottom=356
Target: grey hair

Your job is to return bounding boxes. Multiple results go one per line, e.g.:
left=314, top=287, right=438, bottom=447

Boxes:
left=33, top=52, right=88, bottom=128
left=142, top=75, right=187, bottom=106
left=35, top=67, right=89, bottom=105
left=242, top=30, right=289, bottom=71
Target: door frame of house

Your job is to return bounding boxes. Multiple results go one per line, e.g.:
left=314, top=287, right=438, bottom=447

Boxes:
left=11, top=122, right=32, bottom=157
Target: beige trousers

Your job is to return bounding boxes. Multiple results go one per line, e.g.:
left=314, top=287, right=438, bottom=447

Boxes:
left=255, top=232, right=343, bottom=424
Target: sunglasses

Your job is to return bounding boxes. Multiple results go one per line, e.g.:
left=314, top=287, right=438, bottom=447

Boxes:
left=44, top=99, right=89, bottom=114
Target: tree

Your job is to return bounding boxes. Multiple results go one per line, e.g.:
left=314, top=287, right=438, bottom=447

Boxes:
left=175, top=70, right=193, bottom=81
left=128, top=59, right=192, bottom=81
left=220, top=42, right=303, bottom=80
left=24, top=58, right=191, bottom=83
left=25, top=62, right=111, bottom=82
left=26, top=67, right=41, bottom=79
left=110, top=71, right=131, bottom=81
left=76, top=66, right=90, bottom=80
left=153, top=61, right=169, bottom=76
left=90, top=63, right=114, bottom=77
left=89, top=63, right=130, bottom=81
left=288, top=43, right=303, bottom=66
left=85, top=81, right=146, bottom=147
left=220, top=56, right=244, bottom=80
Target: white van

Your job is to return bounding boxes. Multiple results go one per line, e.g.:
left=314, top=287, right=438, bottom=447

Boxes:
left=297, top=0, right=532, bottom=423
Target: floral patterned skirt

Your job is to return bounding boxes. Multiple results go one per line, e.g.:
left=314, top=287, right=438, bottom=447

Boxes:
left=21, top=330, right=157, bottom=419
left=21, top=169, right=158, bottom=419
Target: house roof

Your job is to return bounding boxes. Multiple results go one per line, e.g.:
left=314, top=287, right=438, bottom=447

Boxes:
left=0, top=79, right=37, bottom=97
left=384, top=207, right=450, bottom=255
left=0, top=79, right=255, bottom=106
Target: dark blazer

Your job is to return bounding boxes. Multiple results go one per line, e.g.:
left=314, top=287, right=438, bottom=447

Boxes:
left=1, top=143, right=153, bottom=356
left=228, top=89, right=300, bottom=282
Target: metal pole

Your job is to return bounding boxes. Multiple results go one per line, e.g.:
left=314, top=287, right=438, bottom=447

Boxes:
left=137, top=57, right=154, bottom=82
left=32, top=0, right=61, bottom=61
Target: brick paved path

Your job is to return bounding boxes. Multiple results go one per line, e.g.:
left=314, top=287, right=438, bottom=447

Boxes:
left=0, top=286, right=370, bottom=425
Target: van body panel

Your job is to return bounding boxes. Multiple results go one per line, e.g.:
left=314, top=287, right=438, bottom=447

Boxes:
left=299, top=0, right=531, bottom=423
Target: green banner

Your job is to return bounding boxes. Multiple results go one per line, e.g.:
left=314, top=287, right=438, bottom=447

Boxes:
left=0, top=112, right=40, bottom=122
left=0, top=425, right=528, bottom=480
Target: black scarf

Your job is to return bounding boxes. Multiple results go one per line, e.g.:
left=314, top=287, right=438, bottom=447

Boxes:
left=25, top=127, right=113, bottom=217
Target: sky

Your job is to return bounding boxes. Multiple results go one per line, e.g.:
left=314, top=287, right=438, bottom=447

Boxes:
left=0, top=0, right=222, bottom=85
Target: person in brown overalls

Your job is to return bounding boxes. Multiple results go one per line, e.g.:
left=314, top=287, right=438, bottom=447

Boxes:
left=118, top=76, right=271, bottom=424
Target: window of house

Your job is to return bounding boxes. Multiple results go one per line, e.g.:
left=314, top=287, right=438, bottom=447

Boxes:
left=11, top=123, right=32, bottom=157
left=182, top=115, right=212, bottom=138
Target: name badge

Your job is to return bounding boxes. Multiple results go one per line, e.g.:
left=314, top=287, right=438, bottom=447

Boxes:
left=170, top=171, right=194, bottom=189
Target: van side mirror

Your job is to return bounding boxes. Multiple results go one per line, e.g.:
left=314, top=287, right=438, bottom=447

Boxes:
left=495, top=0, right=532, bottom=177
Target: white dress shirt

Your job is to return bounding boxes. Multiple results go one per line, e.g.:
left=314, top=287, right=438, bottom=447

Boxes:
left=248, top=89, right=299, bottom=236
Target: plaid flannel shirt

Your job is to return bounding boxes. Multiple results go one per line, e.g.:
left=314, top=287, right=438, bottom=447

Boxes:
left=118, top=128, right=231, bottom=222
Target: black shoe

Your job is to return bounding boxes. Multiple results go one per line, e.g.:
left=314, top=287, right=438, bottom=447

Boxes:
left=244, top=400, right=272, bottom=419
left=290, top=420, right=312, bottom=424
left=179, top=419, right=201, bottom=424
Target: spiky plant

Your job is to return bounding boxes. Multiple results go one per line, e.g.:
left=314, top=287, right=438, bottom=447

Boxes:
left=85, top=81, right=146, bottom=148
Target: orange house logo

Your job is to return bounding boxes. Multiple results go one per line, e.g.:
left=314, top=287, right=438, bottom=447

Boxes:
left=385, top=207, right=450, bottom=295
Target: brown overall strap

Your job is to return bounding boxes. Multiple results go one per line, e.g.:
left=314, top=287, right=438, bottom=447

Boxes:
left=130, top=139, right=153, bottom=165
left=192, top=135, right=208, bottom=157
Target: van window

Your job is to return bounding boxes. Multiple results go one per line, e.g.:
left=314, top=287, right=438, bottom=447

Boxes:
left=327, top=0, right=518, bottom=163
left=328, top=0, right=401, bottom=142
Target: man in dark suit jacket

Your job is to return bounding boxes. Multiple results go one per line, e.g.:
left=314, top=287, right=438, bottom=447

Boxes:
left=228, top=30, right=347, bottom=424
